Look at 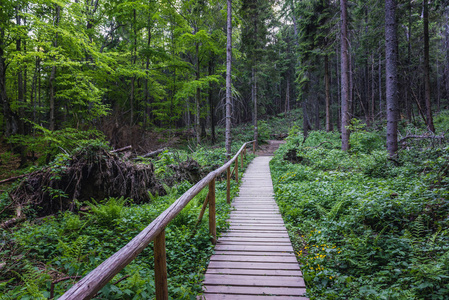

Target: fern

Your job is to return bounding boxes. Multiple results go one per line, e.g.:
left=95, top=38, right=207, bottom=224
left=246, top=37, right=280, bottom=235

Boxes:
left=327, top=199, right=347, bottom=220
left=87, top=197, right=127, bottom=225
left=58, top=235, right=89, bottom=262
left=13, top=263, right=47, bottom=299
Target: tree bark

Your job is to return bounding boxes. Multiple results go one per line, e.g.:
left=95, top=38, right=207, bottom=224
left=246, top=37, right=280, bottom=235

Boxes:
left=49, top=4, right=60, bottom=131
left=340, top=0, right=350, bottom=151
left=209, top=57, right=216, bottom=144
left=423, top=0, right=435, bottom=132
left=385, top=0, right=399, bottom=156
left=252, top=66, right=258, bottom=148
left=225, top=0, right=232, bottom=158
left=195, top=48, right=201, bottom=145
left=325, top=55, right=331, bottom=132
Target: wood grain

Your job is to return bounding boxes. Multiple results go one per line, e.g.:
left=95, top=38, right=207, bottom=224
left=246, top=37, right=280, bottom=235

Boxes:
left=203, top=156, right=308, bottom=299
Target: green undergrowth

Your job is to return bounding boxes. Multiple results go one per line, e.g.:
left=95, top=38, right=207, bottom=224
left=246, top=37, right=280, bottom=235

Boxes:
left=1, top=149, right=255, bottom=299
left=271, top=130, right=449, bottom=299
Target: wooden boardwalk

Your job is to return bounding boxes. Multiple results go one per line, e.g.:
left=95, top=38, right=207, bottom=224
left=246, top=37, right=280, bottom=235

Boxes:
left=202, top=156, right=308, bottom=299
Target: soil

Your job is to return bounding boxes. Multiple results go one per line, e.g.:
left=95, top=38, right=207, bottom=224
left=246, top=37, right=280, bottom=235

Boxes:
left=256, top=140, right=286, bottom=156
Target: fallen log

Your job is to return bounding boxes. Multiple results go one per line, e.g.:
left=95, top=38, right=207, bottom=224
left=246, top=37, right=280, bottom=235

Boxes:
left=1, top=205, right=25, bottom=229
left=0, top=175, right=26, bottom=185
left=110, top=145, right=132, bottom=153
left=134, top=148, right=166, bottom=160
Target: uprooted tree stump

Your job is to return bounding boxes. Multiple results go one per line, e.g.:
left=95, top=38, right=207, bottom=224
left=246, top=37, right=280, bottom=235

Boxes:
left=8, top=145, right=164, bottom=218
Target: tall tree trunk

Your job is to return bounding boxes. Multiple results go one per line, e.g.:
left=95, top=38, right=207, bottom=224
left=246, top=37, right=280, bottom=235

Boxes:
left=225, top=0, right=232, bottom=157
left=325, top=55, right=331, bottom=131
left=195, top=41, right=201, bottom=145
left=371, top=55, right=376, bottom=124
left=379, top=54, right=382, bottom=116
left=49, top=4, right=60, bottom=131
left=209, top=57, right=216, bottom=144
left=285, top=74, right=290, bottom=113
left=130, top=9, right=137, bottom=126
left=144, top=8, right=153, bottom=127
left=340, top=0, right=350, bottom=151
left=385, top=0, right=399, bottom=156
left=423, top=0, right=435, bottom=132
left=406, top=0, right=413, bottom=122
left=1, top=29, right=19, bottom=137
left=16, top=7, right=25, bottom=137
left=252, top=66, right=258, bottom=148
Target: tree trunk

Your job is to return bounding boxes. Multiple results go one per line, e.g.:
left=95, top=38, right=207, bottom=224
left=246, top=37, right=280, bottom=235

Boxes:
left=385, top=0, right=399, bottom=156
left=285, top=75, right=290, bottom=113
left=225, top=0, right=232, bottom=157
left=252, top=66, right=258, bottom=148
left=379, top=54, right=382, bottom=116
left=195, top=41, right=201, bottom=145
left=406, top=0, right=413, bottom=122
left=209, top=57, right=216, bottom=144
left=423, top=0, right=435, bottom=132
left=340, top=0, right=350, bottom=151
left=144, top=10, right=153, bottom=127
left=325, top=55, right=331, bottom=132
left=371, top=55, right=375, bottom=124
left=49, top=4, right=60, bottom=131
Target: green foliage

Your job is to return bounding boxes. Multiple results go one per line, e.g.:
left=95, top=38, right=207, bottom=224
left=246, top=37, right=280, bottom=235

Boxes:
left=7, top=125, right=108, bottom=165
left=257, top=120, right=270, bottom=143
left=2, top=146, right=254, bottom=299
left=434, top=111, right=449, bottom=133
left=271, top=130, right=449, bottom=299
left=87, top=197, right=128, bottom=225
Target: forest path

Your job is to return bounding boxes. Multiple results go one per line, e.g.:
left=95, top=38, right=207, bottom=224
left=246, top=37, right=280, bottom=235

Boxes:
left=201, top=156, right=308, bottom=299
left=256, top=140, right=286, bottom=156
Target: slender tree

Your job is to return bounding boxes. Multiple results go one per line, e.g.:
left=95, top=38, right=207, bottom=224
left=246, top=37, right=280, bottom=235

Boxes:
left=385, top=0, right=399, bottom=156
left=340, top=0, right=350, bottom=151
left=226, top=0, right=232, bottom=157
left=423, top=0, right=435, bottom=132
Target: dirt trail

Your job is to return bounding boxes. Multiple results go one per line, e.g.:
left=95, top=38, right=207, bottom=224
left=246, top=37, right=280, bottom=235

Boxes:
left=256, top=140, right=286, bottom=156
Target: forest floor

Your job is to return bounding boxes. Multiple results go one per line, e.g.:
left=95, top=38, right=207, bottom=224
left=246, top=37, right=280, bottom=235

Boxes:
left=0, top=141, right=21, bottom=181
left=257, top=140, right=286, bottom=156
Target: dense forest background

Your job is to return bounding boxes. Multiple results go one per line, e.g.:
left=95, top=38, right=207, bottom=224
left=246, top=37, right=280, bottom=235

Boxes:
left=2, top=0, right=448, bottom=161
left=2, top=0, right=449, bottom=298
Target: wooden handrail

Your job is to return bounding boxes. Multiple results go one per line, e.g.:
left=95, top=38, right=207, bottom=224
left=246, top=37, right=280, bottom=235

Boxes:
left=60, top=140, right=256, bottom=300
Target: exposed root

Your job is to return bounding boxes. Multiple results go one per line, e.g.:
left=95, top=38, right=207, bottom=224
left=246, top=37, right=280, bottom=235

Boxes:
left=8, top=145, right=164, bottom=217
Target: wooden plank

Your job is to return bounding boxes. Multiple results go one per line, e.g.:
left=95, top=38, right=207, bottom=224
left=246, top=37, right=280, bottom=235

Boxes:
left=207, top=261, right=299, bottom=270
left=217, top=241, right=291, bottom=246
left=218, top=237, right=291, bottom=242
left=223, top=229, right=289, bottom=235
left=229, top=226, right=287, bottom=232
left=213, top=250, right=294, bottom=256
left=203, top=274, right=306, bottom=287
left=221, top=232, right=290, bottom=238
left=206, top=268, right=302, bottom=276
left=201, top=294, right=308, bottom=300
left=210, top=255, right=296, bottom=263
left=229, top=221, right=285, bottom=226
left=202, top=156, right=309, bottom=300
left=202, top=285, right=306, bottom=296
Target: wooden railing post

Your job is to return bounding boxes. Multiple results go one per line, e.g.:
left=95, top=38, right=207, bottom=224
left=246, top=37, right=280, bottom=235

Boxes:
left=253, top=141, right=256, bottom=154
left=234, top=160, right=239, bottom=183
left=154, top=230, right=168, bottom=300
left=241, top=151, right=244, bottom=169
left=226, top=166, right=231, bottom=204
left=208, top=178, right=216, bottom=244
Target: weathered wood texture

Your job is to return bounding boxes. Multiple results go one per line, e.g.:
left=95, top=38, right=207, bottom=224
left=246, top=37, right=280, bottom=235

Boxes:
left=202, top=156, right=308, bottom=299
left=60, top=141, right=255, bottom=300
